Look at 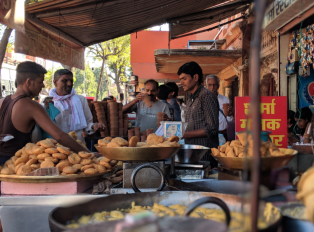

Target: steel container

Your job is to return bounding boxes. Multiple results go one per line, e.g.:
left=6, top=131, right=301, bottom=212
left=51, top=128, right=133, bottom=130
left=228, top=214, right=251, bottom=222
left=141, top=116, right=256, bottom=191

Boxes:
left=175, top=144, right=209, bottom=164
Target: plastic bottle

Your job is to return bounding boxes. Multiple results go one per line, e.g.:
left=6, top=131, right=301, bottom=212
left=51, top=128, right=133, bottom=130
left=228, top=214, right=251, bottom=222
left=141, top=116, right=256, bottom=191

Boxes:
left=218, top=134, right=226, bottom=146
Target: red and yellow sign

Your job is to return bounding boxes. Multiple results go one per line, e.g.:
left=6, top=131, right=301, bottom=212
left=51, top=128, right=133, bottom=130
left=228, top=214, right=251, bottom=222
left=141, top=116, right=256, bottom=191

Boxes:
left=235, top=96, right=287, bottom=148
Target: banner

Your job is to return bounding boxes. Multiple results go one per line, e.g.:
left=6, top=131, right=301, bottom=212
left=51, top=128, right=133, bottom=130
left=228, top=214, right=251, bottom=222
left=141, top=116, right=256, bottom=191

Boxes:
left=15, top=20, right=85, bottom=70
left=298, top=66, right=314, bottom=108
left=0, top=0, right=24, bottom=32
left=235, top=96, right=288, bottom=148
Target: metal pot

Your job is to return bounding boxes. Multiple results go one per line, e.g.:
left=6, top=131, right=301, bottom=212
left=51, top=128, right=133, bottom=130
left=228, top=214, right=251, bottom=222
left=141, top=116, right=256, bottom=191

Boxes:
left=175, top=144, right=209, bottom=164
left=49, top=191, right=281, bottom=232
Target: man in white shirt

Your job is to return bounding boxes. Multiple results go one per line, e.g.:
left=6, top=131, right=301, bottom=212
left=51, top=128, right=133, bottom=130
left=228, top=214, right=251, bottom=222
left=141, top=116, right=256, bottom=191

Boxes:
left=205, top=74, right=234, bottom=135
left=49, top=69, right=105, bottom=142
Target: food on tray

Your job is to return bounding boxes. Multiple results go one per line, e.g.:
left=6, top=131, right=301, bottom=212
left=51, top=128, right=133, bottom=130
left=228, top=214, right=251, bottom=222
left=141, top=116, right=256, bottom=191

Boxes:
left=97, top=134, right=181, bottom=148
left=211, top=137, right=286, bottom=158
left=65, top=202, right=279, bottom=232
left=0, top=138, right=119, bottom=176
left=68, top=131, right=78, bottom=140
left=296, top=166, right=314, bottom=223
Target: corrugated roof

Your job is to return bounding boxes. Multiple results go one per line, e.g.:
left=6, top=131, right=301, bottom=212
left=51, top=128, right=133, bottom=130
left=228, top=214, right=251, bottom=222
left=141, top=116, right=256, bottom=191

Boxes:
left=169, top=0, right=251, bottom=39
left=26, top=0, right=230, bottom=46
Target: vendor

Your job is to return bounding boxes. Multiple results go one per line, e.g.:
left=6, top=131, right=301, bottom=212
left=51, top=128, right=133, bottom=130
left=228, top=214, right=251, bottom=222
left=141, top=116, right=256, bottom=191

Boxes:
left=294, top=107, right=313, bottom=143
left=0, top=61, right=88, bottom=164
left=205, top=74, right=234, bottom=140
left=179, top=62, right=219, bottom=167
left=49, top=69, right=105, bottom=142
left=123, top=79, right=170, bottom=132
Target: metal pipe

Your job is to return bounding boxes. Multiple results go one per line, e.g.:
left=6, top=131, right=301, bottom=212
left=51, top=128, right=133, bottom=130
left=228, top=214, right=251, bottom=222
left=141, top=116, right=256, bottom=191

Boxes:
left=249, top=0, right=267, bottom=232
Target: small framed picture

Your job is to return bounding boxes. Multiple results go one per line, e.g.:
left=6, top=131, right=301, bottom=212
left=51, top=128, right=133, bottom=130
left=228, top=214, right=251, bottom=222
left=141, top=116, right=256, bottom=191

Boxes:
left=162, top=121, right=183, bottom=138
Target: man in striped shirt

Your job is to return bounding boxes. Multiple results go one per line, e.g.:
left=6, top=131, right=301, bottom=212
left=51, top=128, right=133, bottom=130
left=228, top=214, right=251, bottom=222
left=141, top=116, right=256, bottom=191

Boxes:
left=179, top=62, right=219, bottom=167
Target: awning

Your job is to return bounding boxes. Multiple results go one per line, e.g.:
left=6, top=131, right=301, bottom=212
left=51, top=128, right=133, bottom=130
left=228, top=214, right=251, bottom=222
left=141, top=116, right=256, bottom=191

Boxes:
left=154, top=49, right=242, bottom=74
left=26, top=0, right=230, bottom=46
left=169, top=0, right=251, bottom=40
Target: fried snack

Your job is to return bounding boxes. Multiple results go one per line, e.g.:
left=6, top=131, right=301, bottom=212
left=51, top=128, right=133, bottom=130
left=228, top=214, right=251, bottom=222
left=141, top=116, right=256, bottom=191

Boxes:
left=78, top=151, right=93, bottom=159
left=81, top=164, right=94, bottom=171
left=1, top=167, right=15, bottom=175
left=237, top=133, right=252, bottom=147
left=269, top=143, right=279, bottom=153
left=109, top=160, right=118, bottom=166
left=111, top=177, right=122, bottom=184
left=233, top=146, right=244, bottom=157
left=15, top=156, right=29, bottom=166
left=30, top=164, right=40, bottom=170
left=46, top=138, right=57, bottom=144
left=26, top=158, right=38, bottom=166
left=45, top=157, right=59, bottom=163
left=4, top=159, right=13, bottom=166
left=211, top=148, right=220, bottom=157
left=225, top=145, right=233, bottom=154
left=56, top=146, right=71, bottom=155
left=136, top=142, right=147, bottom=147
left=40, top=159, right=55, bottom=168
left=84, top=168, right=97, bottom=175
left=8, top=164, right=15, bottom=171
left=69, top=131, right=78, bottom=140
left=230, top=140, right=242, bottom=147
left=100, top=161, right=111, bottom=169
left=147, top=133, right=164, bottom=145
left=227, top=148, right=236, bottom=157
left=100, top=157, right=111, bottom=162
left=56, top=160, right=71, bottom=172
left=37, top=153, right=51, bottom=160
left=63, top=166, right=78, bottom=174
left=219, top=143, right=228, bottom=153
left=238, top=153, right=244, bottom=158
left=25, top=145, right=34, bottom=155
left=72, top=164, right=83, bottom=170
left=168, top=135, right=180, bottom=142
left=107, top=142, right=121, bottom=148
left=80, top=158, right=92, bottom=165
left=29, top=154, right=37, bottom=159
left=111, top=137, right=129, bottom=146
left=104, top=137, right=113, bottom=141
left=260, top=142, right=271, bottom=157
left=51, top=153, right=67, bottom=160
left=15, top=149, right=23, bottom=157
left=247, top=147, right=253, bottom=157
left=129, top=136, right=139, bottom=147
left=15, top=163, right=25, bottom=173
left=32, top=146, right=46, bottom=155
left=39, top=139, right=55, bottom=148
left=10, top=156, right=18, bottom=163
left=220, top=152, right=226, bottom=157
left=98, top=139, right=110, bottom=147
left=93, top=164, right=107, bottom=173
left=68, top=154, right=82, bottom=164
left=45, top=148, right=58, bottom=154
left=17, top=165, right=32, bottom=176
left=38, top=159, right=44, bottom=163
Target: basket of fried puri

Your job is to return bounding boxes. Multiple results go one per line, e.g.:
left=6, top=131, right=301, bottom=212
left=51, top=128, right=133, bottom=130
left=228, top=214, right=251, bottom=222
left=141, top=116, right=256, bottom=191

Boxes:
left=210, top=133, right=297, bottom=170
left=95, top=134, right=182, bottom=161
left=0, top=138, right=118, bottom=177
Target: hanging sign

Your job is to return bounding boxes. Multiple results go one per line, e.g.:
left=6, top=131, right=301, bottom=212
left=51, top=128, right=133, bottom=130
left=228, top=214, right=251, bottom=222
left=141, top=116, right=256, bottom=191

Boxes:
left=235, top=96, right=288, bottom=148
left=15, top=20, right=85, bottom=70
left=0, top=0, right=25, bottom=32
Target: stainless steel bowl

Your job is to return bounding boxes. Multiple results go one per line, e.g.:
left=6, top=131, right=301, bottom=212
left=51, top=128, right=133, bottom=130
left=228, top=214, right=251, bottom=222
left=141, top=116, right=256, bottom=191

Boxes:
left=175, top=144, right=210, bottom=164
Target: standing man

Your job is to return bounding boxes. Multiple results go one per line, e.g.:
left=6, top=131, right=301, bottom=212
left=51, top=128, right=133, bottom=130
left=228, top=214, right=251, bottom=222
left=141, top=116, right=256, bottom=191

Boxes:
left=49, top=69, right=105, bottom=142
left=166, top=82, right=181, bottom=121
left=123, top=79, right=170, bottom=132
left=2, top=86, right=6, bottom=98
left=179, top=62, right=219, bottom=167
left=0, top=61, right=88, bottom=163
left=205, top=74, right=234, bottom=140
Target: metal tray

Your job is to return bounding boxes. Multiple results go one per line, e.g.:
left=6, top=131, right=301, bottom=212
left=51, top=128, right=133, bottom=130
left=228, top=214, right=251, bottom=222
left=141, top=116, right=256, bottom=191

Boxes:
left=0, top=171, right=114, bottom=183
left=212, top=148, right=297, bottom=171
left=95, top=145, right=181, bottom=161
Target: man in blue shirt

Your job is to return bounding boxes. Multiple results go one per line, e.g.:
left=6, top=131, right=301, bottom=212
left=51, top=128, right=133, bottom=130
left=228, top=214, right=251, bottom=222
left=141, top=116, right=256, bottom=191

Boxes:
left=166, top=82, right=181, bottom=121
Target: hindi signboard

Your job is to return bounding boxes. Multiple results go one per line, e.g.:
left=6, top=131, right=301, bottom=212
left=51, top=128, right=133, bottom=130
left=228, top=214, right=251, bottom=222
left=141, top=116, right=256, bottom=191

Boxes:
left=235, top=96, right=288, bottom=148
left=0, top=0, right=25, bottom=32
left=15, top=20, right=85, bottom=70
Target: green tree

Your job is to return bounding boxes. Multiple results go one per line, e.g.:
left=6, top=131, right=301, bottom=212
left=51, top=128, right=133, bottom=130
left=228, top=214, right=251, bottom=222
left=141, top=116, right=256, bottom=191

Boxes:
left=107, top=35, right=131, bottom=94
left=88, top=35, right=130, bottom=100
left=44, top=69, right=54, bottom=91
left=93, top=67, right=108, bottom=100
left=73, top=64, right=98, bottom=97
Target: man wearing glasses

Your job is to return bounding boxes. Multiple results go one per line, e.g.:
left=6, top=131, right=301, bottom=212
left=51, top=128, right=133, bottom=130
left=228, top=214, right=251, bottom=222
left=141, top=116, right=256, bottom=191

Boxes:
left=49, top=69, right=105, bottom=142
left=206, top=74, right=234, bottom=140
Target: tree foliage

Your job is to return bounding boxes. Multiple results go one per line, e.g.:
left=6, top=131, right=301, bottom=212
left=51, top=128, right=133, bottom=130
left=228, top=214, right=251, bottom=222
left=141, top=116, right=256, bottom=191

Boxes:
left=88, top=35, right=130, bottom=100
left=74, top=64, right=99, bottom=97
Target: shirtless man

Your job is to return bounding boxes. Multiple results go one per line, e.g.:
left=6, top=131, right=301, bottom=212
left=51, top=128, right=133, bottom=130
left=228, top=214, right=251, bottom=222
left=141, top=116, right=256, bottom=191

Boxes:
left=0, top=61, right=88, bottom=164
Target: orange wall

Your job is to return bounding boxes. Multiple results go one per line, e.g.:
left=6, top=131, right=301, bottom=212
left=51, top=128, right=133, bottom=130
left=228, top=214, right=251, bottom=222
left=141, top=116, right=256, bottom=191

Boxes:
left=131, top=29, right=222, bottom=81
